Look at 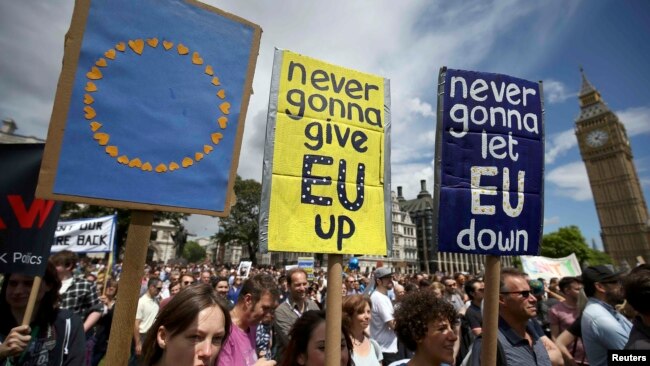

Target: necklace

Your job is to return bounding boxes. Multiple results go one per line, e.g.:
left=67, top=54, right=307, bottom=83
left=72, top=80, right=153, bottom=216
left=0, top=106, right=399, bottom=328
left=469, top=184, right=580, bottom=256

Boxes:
left=351, top=334, right=365, bottom=346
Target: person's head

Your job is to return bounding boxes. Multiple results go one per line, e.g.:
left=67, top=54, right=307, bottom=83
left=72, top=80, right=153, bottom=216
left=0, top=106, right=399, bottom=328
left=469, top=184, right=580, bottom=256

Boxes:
left=148, top=277, right=163, bottom=297
left=181, top=274, right=195, bottom=288
left=342, top=295, right=372, bottom=333
left=0, top=262, right=61, bottom=334
left=624, top=264, right=650, bottom=317
left=581, top=265, right=625, bottom=306
left=441, top=277, right=457, bottom=295
left=287, top=268, right=309, bottom=303
left=169, top=270, right=181, bottom=283
left=278, top=275, right=288, bottom=291
left=558, top=277, right=583, bottom=303
left=236, top=274, right=280, bottom=325
left=50, top=250, right=78, bottom=280
left=374, top=268, right=393, bottom=291
left=464, top=279, right=485, bottom=303
left=142, top=284, right=231, bottom=366
left=394, top=283, right=406, bottom=301
left=344, top=274, right=357, bottom=291
left=105, top=278, right=119, bottom=299
left=200, top=270, right=212, bottom=285
left=280, top=310, right=352, bottom=366
left=394, top=291, right=458, bottom=366
left=499, top=268, right=537, bottom=325
left=549, top=277, right=559, bottom=290
left=454, top=272, right=466, bottom=286
left=430, top=282, right=444, bottom=299
left=213, top=277, right=230, bottom=298
left=169, top=280, right=181, bottom=297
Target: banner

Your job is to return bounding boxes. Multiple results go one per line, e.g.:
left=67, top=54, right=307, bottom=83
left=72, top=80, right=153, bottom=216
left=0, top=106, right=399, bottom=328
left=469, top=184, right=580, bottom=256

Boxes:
left=0, top=144, right=62, bottom=276
left=520, top=254, right=582, bottom=281
left=298, top=256, right=315, bottom=281
left=52, top=215, right=116, bottom=253
left=433, top=68, right=544, bottom=256
left=237, top=261, right=252, bottom=278
left=259, top=49, right=391, bottom=255
left=36, top=0, right=261, bottom=217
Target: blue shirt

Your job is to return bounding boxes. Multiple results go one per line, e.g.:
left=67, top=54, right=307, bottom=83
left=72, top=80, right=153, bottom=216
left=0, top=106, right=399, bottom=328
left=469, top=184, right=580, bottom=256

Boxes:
left=581, top=298, right=632, bottom=366
left=470, top=317, right=551, bottom=366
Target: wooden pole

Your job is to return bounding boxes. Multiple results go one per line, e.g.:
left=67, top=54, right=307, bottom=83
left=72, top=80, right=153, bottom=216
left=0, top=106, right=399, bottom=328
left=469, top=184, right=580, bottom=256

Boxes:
left=105, top=210, right=153, bottom=366
left=325, top=254, right=343, bottom=366
left=102, top=250, right=113, bottom=297
left=22, top=276, right=42, bottom=326
left=479, top=255, right=501, bottom=366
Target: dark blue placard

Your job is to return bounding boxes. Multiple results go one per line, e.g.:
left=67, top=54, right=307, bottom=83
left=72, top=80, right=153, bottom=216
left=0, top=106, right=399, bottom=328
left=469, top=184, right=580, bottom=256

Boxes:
left=434, top=68, right=544, bottom=256
left=0, top=144, right=62, bottom=276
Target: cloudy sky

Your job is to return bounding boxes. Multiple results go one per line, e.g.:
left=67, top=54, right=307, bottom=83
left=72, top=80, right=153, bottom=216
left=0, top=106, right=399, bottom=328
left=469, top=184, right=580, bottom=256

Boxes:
left=2, top=0, right=649, bottom=251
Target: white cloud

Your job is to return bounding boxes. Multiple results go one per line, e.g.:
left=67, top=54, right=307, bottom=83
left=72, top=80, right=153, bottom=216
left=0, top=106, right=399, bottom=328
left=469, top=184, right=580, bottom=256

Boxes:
left=546, top=161, right=592, bottom=201
left=617, top=106, right=650, bottom=137
left=544, top=216, right=560, bottom=226
left=544, top=79, right=574, bottom=104
left=185, top=215, right=220, bottom=238
left=407, top=97, right=435, bottom=118
left=545, top=128, right=577, bottom=164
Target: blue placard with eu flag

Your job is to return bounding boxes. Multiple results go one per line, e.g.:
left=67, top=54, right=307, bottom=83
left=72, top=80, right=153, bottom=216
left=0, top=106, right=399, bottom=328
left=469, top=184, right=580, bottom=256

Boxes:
left=433, top=68, right=544, bottom=256
left=37, top=0, right=261, bottom=216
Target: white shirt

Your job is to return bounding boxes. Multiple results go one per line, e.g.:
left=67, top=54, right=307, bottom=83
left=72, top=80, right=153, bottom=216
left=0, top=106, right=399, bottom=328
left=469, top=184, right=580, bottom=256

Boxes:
left=370, top=290, right=397, bottom=353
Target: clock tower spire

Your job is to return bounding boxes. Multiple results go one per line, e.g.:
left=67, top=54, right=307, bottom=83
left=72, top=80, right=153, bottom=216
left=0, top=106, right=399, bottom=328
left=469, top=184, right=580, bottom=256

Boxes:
left=574, top=68, right=650, bottom=267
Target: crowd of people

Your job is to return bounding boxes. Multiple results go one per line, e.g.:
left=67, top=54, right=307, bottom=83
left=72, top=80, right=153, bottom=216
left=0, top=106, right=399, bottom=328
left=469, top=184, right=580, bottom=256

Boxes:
left=1, top=250, right=649, bottom=366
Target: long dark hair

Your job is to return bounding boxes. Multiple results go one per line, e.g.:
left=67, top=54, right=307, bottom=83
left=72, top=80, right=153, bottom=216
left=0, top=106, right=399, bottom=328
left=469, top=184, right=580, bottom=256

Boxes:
left=0, top=261, right=61, bottom=335
left=280, top=310, right=354, bottom=366
left=141, top=283, right=232, bottom=365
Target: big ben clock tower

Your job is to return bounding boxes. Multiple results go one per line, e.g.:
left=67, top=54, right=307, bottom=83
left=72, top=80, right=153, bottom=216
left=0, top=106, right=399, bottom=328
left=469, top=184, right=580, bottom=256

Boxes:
left=575, top=68, right=650, bottom=267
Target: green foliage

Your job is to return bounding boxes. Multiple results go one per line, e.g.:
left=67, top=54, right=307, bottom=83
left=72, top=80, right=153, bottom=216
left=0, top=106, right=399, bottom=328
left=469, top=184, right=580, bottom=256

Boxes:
left=541, top=225, right=612, bottom=266
left=60, top=203, right=188, bottom=258
left=212, top=176, right=262, bottom=265
left=182, top=241, right=206, bottom=262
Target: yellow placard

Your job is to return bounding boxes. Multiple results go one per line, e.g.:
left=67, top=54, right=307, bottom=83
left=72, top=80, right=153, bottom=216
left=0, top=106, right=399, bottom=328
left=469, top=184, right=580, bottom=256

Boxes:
left=267, top=50, right=387, bottom=255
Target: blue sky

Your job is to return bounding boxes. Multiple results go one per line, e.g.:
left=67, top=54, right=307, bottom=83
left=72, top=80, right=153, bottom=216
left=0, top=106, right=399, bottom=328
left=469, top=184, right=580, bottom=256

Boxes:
left=1, top=0, right=649, bottom=253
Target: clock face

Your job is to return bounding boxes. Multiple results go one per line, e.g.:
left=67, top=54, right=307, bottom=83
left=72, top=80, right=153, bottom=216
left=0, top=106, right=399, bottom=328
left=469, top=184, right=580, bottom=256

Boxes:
left=586, top=129, right=608, bottom=148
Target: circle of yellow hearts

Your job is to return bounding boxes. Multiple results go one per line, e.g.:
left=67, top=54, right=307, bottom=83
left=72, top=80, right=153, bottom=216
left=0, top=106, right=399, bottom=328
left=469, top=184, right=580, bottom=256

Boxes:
left=84, top=37, right=231, bottom=173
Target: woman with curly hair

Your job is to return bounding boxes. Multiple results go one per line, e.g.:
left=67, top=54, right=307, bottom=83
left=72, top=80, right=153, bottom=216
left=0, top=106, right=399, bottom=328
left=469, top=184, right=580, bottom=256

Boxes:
left=393, top=291, right=458, bottom=366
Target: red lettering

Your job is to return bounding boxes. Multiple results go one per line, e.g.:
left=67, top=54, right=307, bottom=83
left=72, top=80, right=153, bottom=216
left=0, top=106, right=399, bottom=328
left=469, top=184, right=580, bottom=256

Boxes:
left=7, top=195, right=56, bottom=228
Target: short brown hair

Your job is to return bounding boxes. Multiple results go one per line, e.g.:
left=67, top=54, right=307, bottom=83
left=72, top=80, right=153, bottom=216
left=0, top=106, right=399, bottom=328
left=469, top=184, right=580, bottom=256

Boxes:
left=500, top=267, right=526, bottom=292
left=286, top=267, right=308, bottom=286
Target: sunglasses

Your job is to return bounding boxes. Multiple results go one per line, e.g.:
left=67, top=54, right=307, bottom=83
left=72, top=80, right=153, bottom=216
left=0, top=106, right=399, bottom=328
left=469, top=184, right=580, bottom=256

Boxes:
left=183, top=281, right=194, bottom=285
left=155, top=287, right=163, bottom=290
left=500, top=290, right=532, bottom=298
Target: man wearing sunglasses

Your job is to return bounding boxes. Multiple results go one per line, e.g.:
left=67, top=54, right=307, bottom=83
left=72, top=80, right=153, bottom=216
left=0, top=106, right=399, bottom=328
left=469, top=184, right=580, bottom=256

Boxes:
left=470, top=268, right=552, bottom=366
left=581, top=265, right=631, bottom=366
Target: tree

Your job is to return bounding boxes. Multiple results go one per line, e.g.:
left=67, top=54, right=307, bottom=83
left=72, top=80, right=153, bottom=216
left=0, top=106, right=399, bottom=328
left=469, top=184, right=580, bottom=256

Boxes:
left=541, top=225, right=612, bottom=266
left=60, top=202, right=189, bottom=259
left=213, top=176, right=262, bottom=265
left=182, top=241, right=206, bottom=262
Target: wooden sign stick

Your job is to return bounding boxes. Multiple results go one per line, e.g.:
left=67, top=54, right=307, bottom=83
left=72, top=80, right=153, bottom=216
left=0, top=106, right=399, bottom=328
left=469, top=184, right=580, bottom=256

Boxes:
left=21, top=276, right=42, bottom=326
left=105, top=210, right=154, bottom=366
left=479, top=255, right=501, bottom=366
left=325, top=254, right=343, bottom=366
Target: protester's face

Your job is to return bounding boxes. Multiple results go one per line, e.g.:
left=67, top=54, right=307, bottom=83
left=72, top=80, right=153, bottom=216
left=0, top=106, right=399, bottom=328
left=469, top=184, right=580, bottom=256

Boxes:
left=170, top=284, right=181, bottom=296
left=601, top=279, right=625, bottom=306
left=290, top=272, right=309, bottom=302
left=200, top=272, right=211, bottom=284
left=298, top=321, right=349, bottom=366
left=341, top=283, right=347, bottom=297
left=562, top=281, right=583, bottom=302
left=215, top=281, right=229, bottom=298
left=431, top=288, right=442, bottom=299
left=500, top=276, right=537, bottom=321
left=456, top=275, right=466, bottom=285
left=181, top=276, right=195, bottom=288
left=250, top=293, right=276, bottom=324
left=379, top=276, right=393, bottom=290
left=150, top=282, right=163, bottom=297
left=444, top=280, right=457, bottom=294
left=354, top=302, right=371, bottom=330
left=345, top=276, right=357, bottom=290
left=157, top=305, right=226, bottom=366
left=418, top=318, right=458, bottom=365
left=105, top=285, right=118, bottom=298
left=472, top=282, right=485, bottom=301
left=6, top=274, right=50, bottom=309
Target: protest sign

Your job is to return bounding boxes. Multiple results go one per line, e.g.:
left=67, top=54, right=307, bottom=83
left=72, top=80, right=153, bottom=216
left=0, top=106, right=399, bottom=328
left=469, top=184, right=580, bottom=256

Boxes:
left=298, top=256, right=315, bottom=281
left=237, top=260, right=252, bottom=278
left=1, top=144, right=62, bottom=276
left=36, top=0, right=261, bottom=217
left=260, top=49, right=391, bottom=255
left=520, top=253, right=582, bottom=281
left=433, top=68, right=544, bottom=256
left=52, top=215, right=116, bottom=253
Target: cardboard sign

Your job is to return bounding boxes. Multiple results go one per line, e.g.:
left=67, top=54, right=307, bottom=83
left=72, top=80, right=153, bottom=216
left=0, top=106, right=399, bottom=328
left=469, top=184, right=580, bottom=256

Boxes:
left=260, top=49, right=391, bottom=255
left=521, top=254, right=582, bottom=281
left=0, top=144, right=62, bottom=276
left=434, top=68, right=544, bottom=256
left=52, top=215, right=116, bottom=253
left=36, top=0, right=261, bottom=216
left=237, top=261, right=252, bottom=278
